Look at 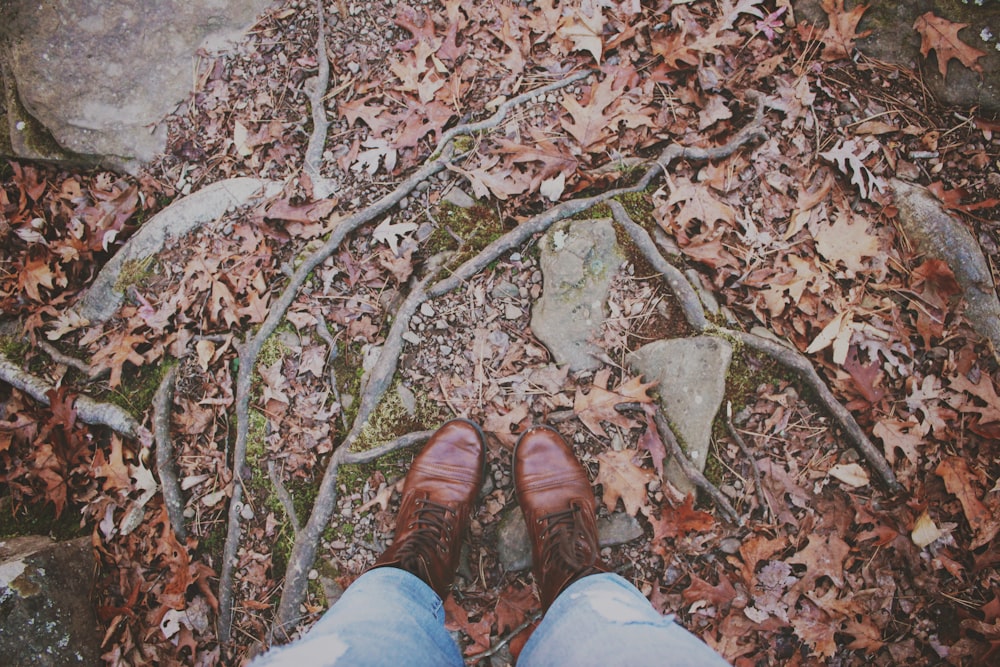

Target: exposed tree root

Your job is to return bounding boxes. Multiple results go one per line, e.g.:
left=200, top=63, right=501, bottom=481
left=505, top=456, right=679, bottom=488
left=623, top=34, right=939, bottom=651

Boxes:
left=608, top=201, right=903, bottom=495
left=265, top=90, right=769, bottom=640
left=0, top=352, right=150, bottom=445
left=303, top=0, right=336, bottom=199
left=652, top=409, right=741, bottom=525
left=153, top=365, right=186, bottom=539
left=267, top=460, right=301, bottom=535
left=37, top=341, right=107, bottom=380
left=220, top=70, right=594, bottom=642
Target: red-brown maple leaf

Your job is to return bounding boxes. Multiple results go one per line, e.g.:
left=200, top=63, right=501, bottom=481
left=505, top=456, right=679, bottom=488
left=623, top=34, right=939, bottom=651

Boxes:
left=681, top=571, right=737, bottom=610
left=913, top=12, right=987, bottom=78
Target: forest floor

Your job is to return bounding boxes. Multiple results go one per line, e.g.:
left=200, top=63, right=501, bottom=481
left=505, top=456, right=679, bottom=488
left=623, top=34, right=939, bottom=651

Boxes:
left=2, top=1, right=1000, bottom=665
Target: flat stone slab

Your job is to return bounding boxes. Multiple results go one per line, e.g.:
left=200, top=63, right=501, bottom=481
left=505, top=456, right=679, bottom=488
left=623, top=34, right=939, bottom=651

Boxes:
left=627, top=337, right=733, bottom=496
left=0, top=536, right=100, bottom=666
left=497, top=507, right=643, bottom=571
left=1, top=0, right=276, bottom=170
left=531, top=218, right=623, bottom=372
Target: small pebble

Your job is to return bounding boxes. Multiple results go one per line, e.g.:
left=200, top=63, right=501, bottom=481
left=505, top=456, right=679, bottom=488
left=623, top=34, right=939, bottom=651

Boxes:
left=240, top=503, right=255, bottom=521
left=718, top=538, right=742, bottom=555
left=402, top=331, right=422, bottom=344
left=308, top=569, right=319, bottom=580
left=421, top=303, right=435, bottom=316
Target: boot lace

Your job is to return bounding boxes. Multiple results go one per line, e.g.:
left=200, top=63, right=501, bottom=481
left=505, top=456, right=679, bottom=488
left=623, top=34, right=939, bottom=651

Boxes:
left=396, top=498, right=455, bottom=569
left=538, top=503, right=597, bottom=575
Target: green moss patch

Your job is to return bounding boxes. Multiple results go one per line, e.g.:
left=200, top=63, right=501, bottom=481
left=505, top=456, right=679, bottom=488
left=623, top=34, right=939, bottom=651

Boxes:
left=425, top=201, right=506, bottom=268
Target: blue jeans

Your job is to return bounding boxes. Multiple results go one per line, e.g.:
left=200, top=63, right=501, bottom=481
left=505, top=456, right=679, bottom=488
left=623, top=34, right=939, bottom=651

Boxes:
left=252, top=568, right=730, bottom=666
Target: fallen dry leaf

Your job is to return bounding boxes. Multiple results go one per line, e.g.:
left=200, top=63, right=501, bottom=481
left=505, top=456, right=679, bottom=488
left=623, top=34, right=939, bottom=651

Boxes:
left=936, top=457, right=1000, bottom=549
left=594, top=448, right=655, bottom=516
left=913, top=12, right=987, bottom=78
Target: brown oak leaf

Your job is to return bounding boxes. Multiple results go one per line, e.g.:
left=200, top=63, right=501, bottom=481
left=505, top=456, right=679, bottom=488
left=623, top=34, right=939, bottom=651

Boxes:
left=936, top=457, right=1000, bottom=549
left=817, top=0, right=871, bottom=62
left=444, top=596, right=493, bottom=655
left=574, top=370, right=656, bottom=438
left=651, top=494, right=715, bottom=541
left=788, top=532, right=851, bottom=590
left=913, top=12, right=987, bottom=78
left=595, top=448, right=655, bottom=516
left=91, top=333, right=148, bottom=388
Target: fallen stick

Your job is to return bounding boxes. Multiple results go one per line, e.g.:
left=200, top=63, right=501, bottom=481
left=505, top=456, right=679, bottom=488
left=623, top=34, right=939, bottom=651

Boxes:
left=464, top=610, right=542, bottom=664
left=268, top=460, right=301, bottom=535
left=725, top=401, right=772, bottom=522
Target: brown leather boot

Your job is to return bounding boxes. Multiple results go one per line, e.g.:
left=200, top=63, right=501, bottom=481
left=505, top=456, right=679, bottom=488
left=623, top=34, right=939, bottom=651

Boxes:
left=372, top=419, right=486, bottom=599
left=514, top=425, right=608, bottom=609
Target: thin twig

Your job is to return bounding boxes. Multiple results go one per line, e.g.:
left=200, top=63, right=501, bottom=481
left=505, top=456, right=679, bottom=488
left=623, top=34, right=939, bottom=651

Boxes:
left=314, top=312, right=347, bottom=430
left=725, top=401, right=771, bottom=523
left=652, top=410, right=742, bottom=525
left=343, top=430, right=434, bottom=465
left=464, top=610, right=542, bottom=664
left=153, top=365, right=186, bottom=539
left=38, top=341, right=108, bottom=380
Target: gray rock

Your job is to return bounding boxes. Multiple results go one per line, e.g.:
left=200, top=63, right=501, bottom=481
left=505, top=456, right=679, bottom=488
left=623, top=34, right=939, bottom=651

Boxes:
left=793, top=0, right=1000, bottom=112
left=497, top=507, right=643, bottom=572
left=78, top=177, right=281, bottom=322
left=443, top=186, right=477, bottom=209
left=491, top=281, right=521, bottom=300
left=0, top=536, right=100, bottom=666
left=531, top=218, right=623, bottom=372
left=892, top=179, right=1000, bottom=362
left=627, top=337, right=733, bottom=496
left=0, top=0, right=275, bottom=170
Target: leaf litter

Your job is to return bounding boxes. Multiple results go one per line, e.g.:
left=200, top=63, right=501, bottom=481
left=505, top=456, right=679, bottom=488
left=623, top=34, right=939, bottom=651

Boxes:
left=1, top=0, right=999, bottom=665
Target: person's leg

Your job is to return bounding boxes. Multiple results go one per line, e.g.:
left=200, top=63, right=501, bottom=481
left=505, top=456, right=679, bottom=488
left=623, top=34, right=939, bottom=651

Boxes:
left=513, top=425, right=730, bottom=666
left=251, top=419, right=486, bottom=667
left=250, top=567, right=463, bottom=667
left=517, top=572, right=730, bottom=667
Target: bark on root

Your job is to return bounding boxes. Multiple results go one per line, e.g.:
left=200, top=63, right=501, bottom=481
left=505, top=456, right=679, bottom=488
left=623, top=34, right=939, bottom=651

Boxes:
left=608, top=200, right=902, bottom=495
